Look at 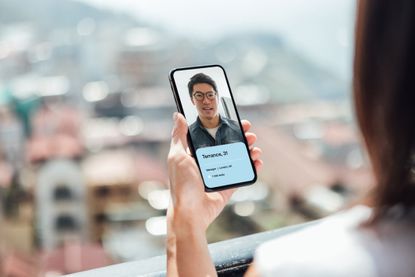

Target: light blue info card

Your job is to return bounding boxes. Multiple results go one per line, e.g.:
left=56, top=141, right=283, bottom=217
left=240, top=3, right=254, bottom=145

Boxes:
left=196, top=142, right=254, bottom=188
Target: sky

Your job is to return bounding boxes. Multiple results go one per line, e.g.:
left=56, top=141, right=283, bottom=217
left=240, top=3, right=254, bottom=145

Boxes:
left=78, top=0, right=356, bottom=81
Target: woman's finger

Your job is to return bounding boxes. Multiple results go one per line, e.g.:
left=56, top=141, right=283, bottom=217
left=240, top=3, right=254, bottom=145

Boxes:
left=241, top=120, right=251, bottom=133
left=169, top=113, right=189, bottom=156
left=254, top=159, right=263, bottom=171
left=245, top=132, right=257, bottom=147
left=250, top=147, right=262, bottom=161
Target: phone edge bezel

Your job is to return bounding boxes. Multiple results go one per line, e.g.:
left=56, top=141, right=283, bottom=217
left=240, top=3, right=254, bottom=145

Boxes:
left=168, top=64, right=258, bottom=192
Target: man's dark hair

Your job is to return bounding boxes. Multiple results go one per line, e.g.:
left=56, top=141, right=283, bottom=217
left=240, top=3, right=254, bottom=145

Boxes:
left=187, top=73, right=218, bottom=98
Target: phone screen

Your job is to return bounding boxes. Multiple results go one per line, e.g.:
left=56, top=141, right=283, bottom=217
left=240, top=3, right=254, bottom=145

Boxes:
left=170, top=65, right=257, bottom=190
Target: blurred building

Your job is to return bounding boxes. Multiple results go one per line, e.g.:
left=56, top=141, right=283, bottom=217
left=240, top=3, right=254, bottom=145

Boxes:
left=27, top=102, right=83, bottom=163
left=0, top=251, right=39, bottom=277
left=0, top=105, right=25, bottom=169
left=36, top=159, right=89, bottom=250
left=83, top=150, right=138, bottom=241
left=40, top=240, right=112, bottom=275
left=83, top=149, right=167, bottom=242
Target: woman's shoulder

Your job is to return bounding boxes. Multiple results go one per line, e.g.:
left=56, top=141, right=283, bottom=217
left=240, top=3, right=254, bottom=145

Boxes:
left=254, top=205, right=415, bottom=277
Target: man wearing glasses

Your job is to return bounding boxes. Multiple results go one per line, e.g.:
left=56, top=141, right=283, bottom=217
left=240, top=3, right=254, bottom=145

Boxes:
left=187, top=73, right=244, bottom=151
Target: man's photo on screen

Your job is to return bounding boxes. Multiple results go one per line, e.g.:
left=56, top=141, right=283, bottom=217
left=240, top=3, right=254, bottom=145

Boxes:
left=187, top=73, right=244, bottom=151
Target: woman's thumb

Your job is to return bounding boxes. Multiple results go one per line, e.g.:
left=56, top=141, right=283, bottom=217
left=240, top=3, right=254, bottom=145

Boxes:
left=171, top=112, right=189, bottom=151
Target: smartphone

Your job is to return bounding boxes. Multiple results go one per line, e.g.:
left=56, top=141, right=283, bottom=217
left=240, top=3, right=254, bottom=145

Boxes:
left=169, top=64, right=257, bottom=191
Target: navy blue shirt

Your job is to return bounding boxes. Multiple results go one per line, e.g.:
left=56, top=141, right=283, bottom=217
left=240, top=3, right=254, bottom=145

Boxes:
left=189, top=115, right=244, bottom=151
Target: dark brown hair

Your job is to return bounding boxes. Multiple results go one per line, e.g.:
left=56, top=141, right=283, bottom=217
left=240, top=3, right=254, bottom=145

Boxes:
left=187, top=73, right=218, bottom=98
left=354, top=0, right=415, bottom=220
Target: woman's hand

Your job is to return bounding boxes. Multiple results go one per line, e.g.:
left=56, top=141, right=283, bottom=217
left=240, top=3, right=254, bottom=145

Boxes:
left=167, top=112, right=262, bottom=233
left=166, top=112, right=262, bottom=277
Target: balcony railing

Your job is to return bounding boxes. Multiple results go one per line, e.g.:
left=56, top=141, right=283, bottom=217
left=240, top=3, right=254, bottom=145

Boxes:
left=66, top=220, right=318, bottom=277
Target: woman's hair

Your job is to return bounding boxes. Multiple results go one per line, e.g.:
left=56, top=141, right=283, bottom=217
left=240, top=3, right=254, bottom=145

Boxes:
left=354, top=0, right=415, bottom=220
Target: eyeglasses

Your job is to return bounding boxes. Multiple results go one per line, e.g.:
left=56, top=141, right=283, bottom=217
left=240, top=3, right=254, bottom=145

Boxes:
left=192, top=91, right=217, bottom=101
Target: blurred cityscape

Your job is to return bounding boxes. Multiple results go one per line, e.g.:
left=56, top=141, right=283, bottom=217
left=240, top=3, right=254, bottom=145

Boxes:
left=0, top=0, right=372, bottom=276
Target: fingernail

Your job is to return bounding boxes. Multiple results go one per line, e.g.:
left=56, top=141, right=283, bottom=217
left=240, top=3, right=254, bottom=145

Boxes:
left=173, top=112, right=178, bottom=121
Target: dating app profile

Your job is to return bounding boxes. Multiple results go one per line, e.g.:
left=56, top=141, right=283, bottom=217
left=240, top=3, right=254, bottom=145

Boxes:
left=172, top=66, right=255, bottom=188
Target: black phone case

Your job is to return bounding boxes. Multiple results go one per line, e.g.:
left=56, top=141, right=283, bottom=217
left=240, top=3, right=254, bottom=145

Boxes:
left=169, top=64, right=257, bottom=192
